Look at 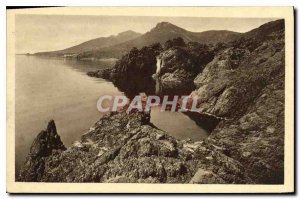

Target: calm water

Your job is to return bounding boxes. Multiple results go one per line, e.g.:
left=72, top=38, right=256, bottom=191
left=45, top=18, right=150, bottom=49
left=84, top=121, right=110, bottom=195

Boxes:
left=15, top=55, right=208, bottom=172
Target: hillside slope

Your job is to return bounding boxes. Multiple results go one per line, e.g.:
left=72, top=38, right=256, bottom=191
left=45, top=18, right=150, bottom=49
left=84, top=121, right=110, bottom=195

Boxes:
left=19, top=19, right=285, bottom=184
left=35, top=30, right=141, bottom=57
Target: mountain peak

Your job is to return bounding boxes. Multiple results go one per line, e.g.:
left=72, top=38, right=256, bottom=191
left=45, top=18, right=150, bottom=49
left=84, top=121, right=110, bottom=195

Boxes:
left=156, top=21, right=174, bottom=26
left=117, top=30, right=141, bottom=37
left=152, top=22, right=185, bottom=32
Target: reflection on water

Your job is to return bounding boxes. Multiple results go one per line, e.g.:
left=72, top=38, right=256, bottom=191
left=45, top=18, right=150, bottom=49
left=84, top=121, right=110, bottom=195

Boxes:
left=15, top=55, right=210, bottom=175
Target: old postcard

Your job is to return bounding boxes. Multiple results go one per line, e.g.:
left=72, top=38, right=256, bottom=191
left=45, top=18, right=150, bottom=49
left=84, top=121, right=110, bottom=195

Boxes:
left=6, top=7, right=294, bottom=193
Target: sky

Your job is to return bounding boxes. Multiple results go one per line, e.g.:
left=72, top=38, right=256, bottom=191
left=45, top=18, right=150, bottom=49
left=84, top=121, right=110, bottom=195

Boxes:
left=15, top=15, right=277, bottom=54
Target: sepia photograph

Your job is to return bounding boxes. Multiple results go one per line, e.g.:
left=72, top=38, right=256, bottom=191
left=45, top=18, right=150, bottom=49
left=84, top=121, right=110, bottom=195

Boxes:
left=6, top=7, right=294, bottom=193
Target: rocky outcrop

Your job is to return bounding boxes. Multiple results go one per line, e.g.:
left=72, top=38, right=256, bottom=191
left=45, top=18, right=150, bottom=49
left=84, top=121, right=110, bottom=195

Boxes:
left=191, top=20, right=285, bottom=183
left=86, top=20, right=284, bottom=184
left=88, top=37, right=214, bottom=94
left=87, top=43, right=162, bottom=95
left=159, top=69, right=195, bottom=91
left=18, top=120, right=66, bottom=182
left=110, top=43, right=162, bottom=82
left=18, top=112, right=252, bottom=183
left=193, top=26, right=284, bottom=119
left=156, top=38, right=214, bottom=91
left=208, top=73, right=284, bottom=183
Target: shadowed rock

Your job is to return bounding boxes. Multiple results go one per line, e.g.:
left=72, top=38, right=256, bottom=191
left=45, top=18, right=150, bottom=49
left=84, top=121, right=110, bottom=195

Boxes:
left=192, top=20, right=285, bottom=183
left=18, top=120, right=66, bottom=182
left=19, top=19, right=285, bottom=184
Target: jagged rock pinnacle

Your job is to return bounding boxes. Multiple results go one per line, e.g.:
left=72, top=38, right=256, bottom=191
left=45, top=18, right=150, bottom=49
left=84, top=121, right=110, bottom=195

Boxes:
left=46, top=119, right=57, bottom=136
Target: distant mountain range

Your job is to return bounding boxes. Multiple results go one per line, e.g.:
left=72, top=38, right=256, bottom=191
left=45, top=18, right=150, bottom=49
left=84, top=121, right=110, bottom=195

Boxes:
left=34, top=30, right=142, bottom=57
left=34, top=20, right=282, bottom=59
left=75, top=22, right=241, bottom=59
left=109, top=22, right=241, bottom=50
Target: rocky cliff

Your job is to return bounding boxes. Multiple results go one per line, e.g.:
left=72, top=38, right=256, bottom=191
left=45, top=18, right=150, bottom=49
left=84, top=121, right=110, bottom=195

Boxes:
left=18, top=112, right=252, bottom=183
left=87, top=37, right=214, bottom=94
left=19, top=19, right=285, bottom=184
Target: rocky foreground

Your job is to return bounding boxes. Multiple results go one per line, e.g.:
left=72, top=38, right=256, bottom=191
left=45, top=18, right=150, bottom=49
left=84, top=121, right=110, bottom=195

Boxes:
left=19, top=19, right=285, bottom=183
left=19, top=111, right=252, bottom=183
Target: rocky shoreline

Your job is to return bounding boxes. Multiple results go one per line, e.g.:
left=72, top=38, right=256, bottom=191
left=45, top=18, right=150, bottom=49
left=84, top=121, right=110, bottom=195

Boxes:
left=18, top=111, right=252, bottom=183
left=18, top=19, right=285, bottom=184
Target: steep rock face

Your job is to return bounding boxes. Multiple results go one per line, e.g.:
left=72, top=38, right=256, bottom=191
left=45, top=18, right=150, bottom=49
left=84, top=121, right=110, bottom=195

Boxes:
left=159, top=69, right=195, bottom=91
left=18, top=112, right=251, bottom=183
left=18, top=120, right=66, bottom=181
left=111, top=43, right=162, bottom=82
left=209, top=73, right=284, bottom=183
left=192, top=21, right=285, bottom=183
left=87, top=43, right=162, bottom=95
left=193, top=28, right=284, bottom=118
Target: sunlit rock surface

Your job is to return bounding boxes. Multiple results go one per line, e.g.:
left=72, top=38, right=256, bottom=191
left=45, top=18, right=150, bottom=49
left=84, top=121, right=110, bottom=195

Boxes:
left=18, top=112, right=251, bottom=183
